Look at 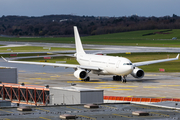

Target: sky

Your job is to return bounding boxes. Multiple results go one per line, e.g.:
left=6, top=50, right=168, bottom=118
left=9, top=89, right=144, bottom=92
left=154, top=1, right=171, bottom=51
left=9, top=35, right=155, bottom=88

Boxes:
left=0, top=0, right=179, bottom=17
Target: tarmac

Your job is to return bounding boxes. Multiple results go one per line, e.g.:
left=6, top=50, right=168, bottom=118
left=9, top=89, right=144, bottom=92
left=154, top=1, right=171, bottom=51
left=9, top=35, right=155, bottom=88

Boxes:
left=17, top=71, right=180, bottom=98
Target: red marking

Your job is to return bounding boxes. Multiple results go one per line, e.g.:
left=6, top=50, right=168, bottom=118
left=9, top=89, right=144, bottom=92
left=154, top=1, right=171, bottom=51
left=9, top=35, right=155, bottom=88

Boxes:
left=10, top=54, right=17, bottom=56
left=44, top=57, right=51, bottom=59
left=159, top=68, right=165, bottom=72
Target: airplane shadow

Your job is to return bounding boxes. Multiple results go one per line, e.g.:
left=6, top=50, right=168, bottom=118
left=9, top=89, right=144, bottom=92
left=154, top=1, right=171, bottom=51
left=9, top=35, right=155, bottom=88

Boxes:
left=92, top=77, right=160, bottom=83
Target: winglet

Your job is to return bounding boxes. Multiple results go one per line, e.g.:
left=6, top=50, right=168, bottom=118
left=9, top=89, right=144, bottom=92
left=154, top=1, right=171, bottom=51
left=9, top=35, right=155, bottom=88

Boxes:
left=176, top=54, right=179, bottom=59
left=1, top=56, right=8, bottom=62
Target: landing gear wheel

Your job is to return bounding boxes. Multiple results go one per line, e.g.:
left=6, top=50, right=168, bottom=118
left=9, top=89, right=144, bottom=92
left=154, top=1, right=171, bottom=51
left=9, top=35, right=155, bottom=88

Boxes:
left=113, top=76, right=116, bottom=80
left=122, top=79, right=124, bottom=83
left=124, top=79, right=126, bottom=83
left=113, top=76, right=122, bottom=81
left=84, top=76, right=90, bottom=81
left=122, top=76, right=127, bottom=83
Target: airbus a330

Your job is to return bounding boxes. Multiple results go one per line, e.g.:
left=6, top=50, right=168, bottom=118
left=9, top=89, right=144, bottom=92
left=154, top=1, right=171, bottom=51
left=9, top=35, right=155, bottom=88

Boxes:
left=2, top=26, right=179, bottom=82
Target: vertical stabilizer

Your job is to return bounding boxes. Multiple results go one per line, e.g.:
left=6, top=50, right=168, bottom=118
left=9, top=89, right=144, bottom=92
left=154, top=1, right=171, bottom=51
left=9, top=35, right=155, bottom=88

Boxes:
left=74, top=26, right=86, bottom=54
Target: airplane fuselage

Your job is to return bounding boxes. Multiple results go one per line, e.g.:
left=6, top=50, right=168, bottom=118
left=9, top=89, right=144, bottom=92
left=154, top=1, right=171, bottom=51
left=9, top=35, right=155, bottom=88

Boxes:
left=77, top=53, right=133, bottom=76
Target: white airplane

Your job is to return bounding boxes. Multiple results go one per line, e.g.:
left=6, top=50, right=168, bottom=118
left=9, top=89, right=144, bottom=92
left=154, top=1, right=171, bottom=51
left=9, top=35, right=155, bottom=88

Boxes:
left=2, top=26, right=179, bottom=82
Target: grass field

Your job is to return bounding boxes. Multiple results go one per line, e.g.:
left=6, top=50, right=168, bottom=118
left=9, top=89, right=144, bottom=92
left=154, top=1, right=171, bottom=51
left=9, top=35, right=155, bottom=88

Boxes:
left=0, top=46, right=75, bottom=53
left=0, top=29, right=180, bottom=47
left=16, top=52, right=180, bottom=72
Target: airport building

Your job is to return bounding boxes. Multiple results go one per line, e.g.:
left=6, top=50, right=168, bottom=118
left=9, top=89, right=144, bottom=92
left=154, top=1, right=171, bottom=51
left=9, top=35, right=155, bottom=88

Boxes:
left=50, top=86, right=103, bottom=105
left=0, top=67, right=18, bottom=83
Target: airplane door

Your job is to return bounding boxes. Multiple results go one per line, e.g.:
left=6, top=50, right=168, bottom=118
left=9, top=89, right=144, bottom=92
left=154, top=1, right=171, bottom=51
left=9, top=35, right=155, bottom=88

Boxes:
left=116, top=60, right=121, bottom=68
left=89, top=58, right=91, bottom=65
left=106, top=59, right=110, bottom=67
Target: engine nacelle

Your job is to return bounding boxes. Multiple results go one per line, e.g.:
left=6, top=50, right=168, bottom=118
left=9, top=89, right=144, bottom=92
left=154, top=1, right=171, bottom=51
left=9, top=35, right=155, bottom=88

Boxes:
left=131, top=67, right=144, bottom=78
left=74, top=69, right=88, bottom=80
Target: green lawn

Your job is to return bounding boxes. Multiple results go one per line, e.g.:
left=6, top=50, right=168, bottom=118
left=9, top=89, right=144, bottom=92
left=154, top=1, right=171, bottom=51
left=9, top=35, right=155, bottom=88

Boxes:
left=0, top=29, right=180, bottom=47
left=0, top=46, right=75, bottom=53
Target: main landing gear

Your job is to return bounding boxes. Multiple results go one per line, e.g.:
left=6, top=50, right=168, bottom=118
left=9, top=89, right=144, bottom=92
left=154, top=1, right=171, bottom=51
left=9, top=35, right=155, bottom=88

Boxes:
left=81, top=76, right=90, bottom=81
left=113, top=75, right=127, bottom=83
left=81, top=70, right=91, bottom=81
left=113, top=75, right=122, bottom=81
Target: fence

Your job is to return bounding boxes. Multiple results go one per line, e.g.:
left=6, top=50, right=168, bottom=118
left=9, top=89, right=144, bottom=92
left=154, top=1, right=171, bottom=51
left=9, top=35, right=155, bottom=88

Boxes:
left=104, top=96, right=180, bottom=103
left=0, top=83, right=49, bottom=105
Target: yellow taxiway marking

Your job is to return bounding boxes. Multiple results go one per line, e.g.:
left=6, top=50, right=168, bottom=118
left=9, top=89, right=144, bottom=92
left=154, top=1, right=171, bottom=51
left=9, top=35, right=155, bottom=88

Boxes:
left=101, top=105, right=118, bottom=109
left=67, top=74, right=74, bottom=76
left=113, top=114, right=131, bottom=118
left=66, top=106, right=81, bottom=110
left=160, top=85, right=180, bottom=87
left=18, top=82, right=31, bottom=84
left=47, top=53, right=53, bottom=54
left=34, top=82, right=43, bottom=84
left=156, top=96, right=166, bottom=98
left=67, top=81, right=106, bottom=83
left=113, top=113, right=158, bottom=118
left=0, top=109, right=13, bottom=113
left=3, top=119, right=10, bottom=120
left=78, top=115, right=96, bottom=120
left=50, top=75, right=60, bottom=77
left=39, top=117, right=51, bottom=120
left=99, top=85, right=138, bottom=87
left=112, top=89, right=132, bottom=90
left=35, top=73, right=47, bottom=74
left=132, top=105, right=164, bottom=110
left=143, top=86, right=162, bottom=88
left=29, top=78, right=57, bottom=80
left=127, top=96, right=133, bottom=97
left=36, top=108, right=50, bottom=112
left=95, top=87, right=119, bottom=89
left=150, top=112, right=169, bottom=117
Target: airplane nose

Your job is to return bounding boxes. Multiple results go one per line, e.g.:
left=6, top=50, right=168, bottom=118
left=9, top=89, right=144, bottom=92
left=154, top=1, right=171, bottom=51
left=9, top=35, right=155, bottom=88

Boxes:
left=126, top=65, right=133, bottom=74
left=131, top=65, right=134, bottom=70
left=128, top=65, right=133, bottom=73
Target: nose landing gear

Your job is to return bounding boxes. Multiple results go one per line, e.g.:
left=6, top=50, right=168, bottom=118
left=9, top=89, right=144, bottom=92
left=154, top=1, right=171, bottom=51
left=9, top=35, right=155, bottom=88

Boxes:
left=122, top=75, right=127, bottom=83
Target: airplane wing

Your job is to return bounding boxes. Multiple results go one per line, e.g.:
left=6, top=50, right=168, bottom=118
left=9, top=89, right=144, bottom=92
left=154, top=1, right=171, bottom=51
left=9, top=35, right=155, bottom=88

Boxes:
left=1, top=56, right=101, bottom=71
left=133, top=54, right=179, bottom=67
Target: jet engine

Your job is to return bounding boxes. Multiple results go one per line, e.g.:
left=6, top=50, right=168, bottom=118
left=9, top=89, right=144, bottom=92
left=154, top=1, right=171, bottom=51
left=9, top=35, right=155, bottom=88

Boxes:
left=131, top=67, right=144, bottom=78
left=74, top=69, right=88, bottom=80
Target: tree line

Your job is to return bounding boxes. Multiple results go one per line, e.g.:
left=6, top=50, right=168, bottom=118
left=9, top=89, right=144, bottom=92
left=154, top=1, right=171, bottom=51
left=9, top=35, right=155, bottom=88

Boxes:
left=0, top=14, right=180, bottom=37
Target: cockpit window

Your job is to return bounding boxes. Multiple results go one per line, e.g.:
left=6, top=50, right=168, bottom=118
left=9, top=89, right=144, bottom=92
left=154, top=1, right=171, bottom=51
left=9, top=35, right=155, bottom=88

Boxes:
left=123, top=63, right=132, bottom=65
